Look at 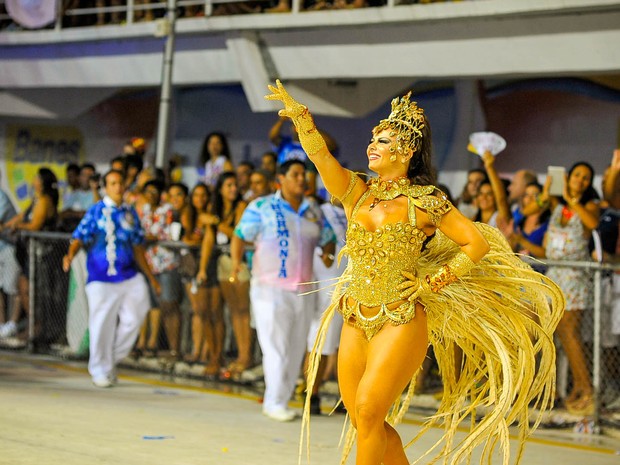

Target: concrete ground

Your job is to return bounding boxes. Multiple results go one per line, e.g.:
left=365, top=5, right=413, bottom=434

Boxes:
left=0, top=351, right=619, bottom=465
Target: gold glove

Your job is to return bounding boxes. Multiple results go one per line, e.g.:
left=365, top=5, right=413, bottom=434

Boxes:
left=425, top=251, right=476, bottom=293
left=265, top=79, right=326, bottom=156
left=398, top=270, right=424, bottom=302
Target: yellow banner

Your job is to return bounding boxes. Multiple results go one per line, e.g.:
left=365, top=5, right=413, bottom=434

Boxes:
left=5, top=124, right=85, bottom=210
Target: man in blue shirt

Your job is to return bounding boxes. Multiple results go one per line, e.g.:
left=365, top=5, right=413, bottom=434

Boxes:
left=63, top=170, right=160, bottom=388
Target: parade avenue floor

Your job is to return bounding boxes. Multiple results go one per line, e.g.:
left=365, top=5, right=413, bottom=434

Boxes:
left=0, top=351, right=618, bottom=465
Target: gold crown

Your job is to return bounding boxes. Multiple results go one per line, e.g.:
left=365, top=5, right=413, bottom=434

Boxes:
left=374, top=91, right=425, bottom=153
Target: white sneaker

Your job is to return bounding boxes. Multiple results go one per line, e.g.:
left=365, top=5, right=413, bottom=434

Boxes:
left=262, top=407, right=297, bottom=422
left=92, top=377, right=113, bottom=388
left=0, top=321, right=17, bottom=338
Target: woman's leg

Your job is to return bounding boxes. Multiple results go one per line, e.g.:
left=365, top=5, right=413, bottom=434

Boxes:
left=161, top=300, right=181, bottom=355
left=146, top=308, right=161, bottom=352
left=204, top=286, right=223, bottom=374
left=556, top=310, right=592, bottom=402
left=135, top=313, right=148, bottom=351
left=16, top=274, right=28, bottom=321
left=221, top=280, right=253, bottom=370
left=337, top=322, right=368, bottom=427
left=353, top=308, right=428, bottom=465
left=186, top=283, right=208, bottom=361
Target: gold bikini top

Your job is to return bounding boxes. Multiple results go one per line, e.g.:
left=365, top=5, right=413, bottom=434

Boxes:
left=343, top=181, right=452, bottom=307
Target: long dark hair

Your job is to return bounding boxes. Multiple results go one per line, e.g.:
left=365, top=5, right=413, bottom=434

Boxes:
left=200, top=132, right=231, bottom=164
left=212, top=172, right=241, bottom=226
left=37, top=167, right=59, bottom=208
left=406, top=117, right=436, bottom=186
left=560, top=161, right=599, bottom=206
left=188, top=182, right=210, bottom=231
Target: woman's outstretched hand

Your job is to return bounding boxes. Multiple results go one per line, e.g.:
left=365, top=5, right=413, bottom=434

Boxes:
left=265, top=79, right=307, bottom=121
left=265, top=79, right=326, bottom=157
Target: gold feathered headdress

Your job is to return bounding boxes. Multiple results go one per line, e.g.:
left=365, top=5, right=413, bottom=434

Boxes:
left=374, top=91, right=426, bottom=154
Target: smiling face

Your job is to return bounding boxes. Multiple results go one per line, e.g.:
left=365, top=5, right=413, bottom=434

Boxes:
left=567, top=164, right=593, bottom=197
left=476, top=182, right=496, bottom=212
left=219, top=176, right=239, bottom=203
left=168, top=186, right=188, bottom=212
left=191, top=185, right=209, bottom=212
left=367, top=128, right=410, bottom=178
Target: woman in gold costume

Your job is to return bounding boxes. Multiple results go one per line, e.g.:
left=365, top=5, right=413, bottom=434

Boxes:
left=265, top=81, right=564, bottom=465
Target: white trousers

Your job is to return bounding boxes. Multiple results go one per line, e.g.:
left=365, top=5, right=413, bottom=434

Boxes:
left=251, top=283, right=315, bottom=411
left=85, top=273, right=150, bottom=379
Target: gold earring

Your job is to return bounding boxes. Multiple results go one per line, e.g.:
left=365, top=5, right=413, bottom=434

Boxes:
left=401, top=157, right=408, bottom=164
left=390, top=154, right=397, bottom=162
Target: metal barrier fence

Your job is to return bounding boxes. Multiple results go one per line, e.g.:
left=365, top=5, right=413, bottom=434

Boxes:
left=0, top=230, right=619, bottom=432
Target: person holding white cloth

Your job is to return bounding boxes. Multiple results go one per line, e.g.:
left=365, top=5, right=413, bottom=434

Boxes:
left=230, top=159, right=335, bottom=421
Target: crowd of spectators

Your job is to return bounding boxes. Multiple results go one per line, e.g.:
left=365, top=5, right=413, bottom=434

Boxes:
left=0, top=0, right=473, bottom=30
left=0, top=124, right=618, bottom=417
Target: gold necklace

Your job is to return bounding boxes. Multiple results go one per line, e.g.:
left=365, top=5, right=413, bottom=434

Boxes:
left=367, top=176, right=411, bottom=210
left=369, top=197, right=390, bottom=210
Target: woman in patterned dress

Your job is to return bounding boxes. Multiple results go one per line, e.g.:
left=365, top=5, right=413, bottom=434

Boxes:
left=541, top=162, right=600, bottom=414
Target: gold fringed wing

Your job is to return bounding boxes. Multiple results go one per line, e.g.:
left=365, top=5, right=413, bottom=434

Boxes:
left=409, top=223, right=565, bottom=465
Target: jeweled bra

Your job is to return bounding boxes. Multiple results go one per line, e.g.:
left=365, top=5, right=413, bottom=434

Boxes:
left=345, top=219, right=425, bottom=307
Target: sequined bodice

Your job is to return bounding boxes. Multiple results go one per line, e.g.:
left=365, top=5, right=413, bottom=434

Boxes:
left=344, top=221, right=426, bottom=307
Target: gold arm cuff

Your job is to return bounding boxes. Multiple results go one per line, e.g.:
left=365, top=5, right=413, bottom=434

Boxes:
left=335, top=170, right=358, bottom=203
left=425, top=251, right=476, bottom=293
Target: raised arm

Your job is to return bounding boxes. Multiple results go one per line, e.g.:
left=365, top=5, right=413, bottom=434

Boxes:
left=482, top=151, right=511, bottom=223
left=604, top=149, right=620, bottom=209
left=521, top=175, right=557, bottom=216
left=265, top=80, right=354, bottom=202
left=268, top=116, right=286, bottom=146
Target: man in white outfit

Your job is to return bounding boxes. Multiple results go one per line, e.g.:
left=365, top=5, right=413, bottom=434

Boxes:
left=230, top=160, right=334, bottom=421
left=63, top=170, right=160, bottom=388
